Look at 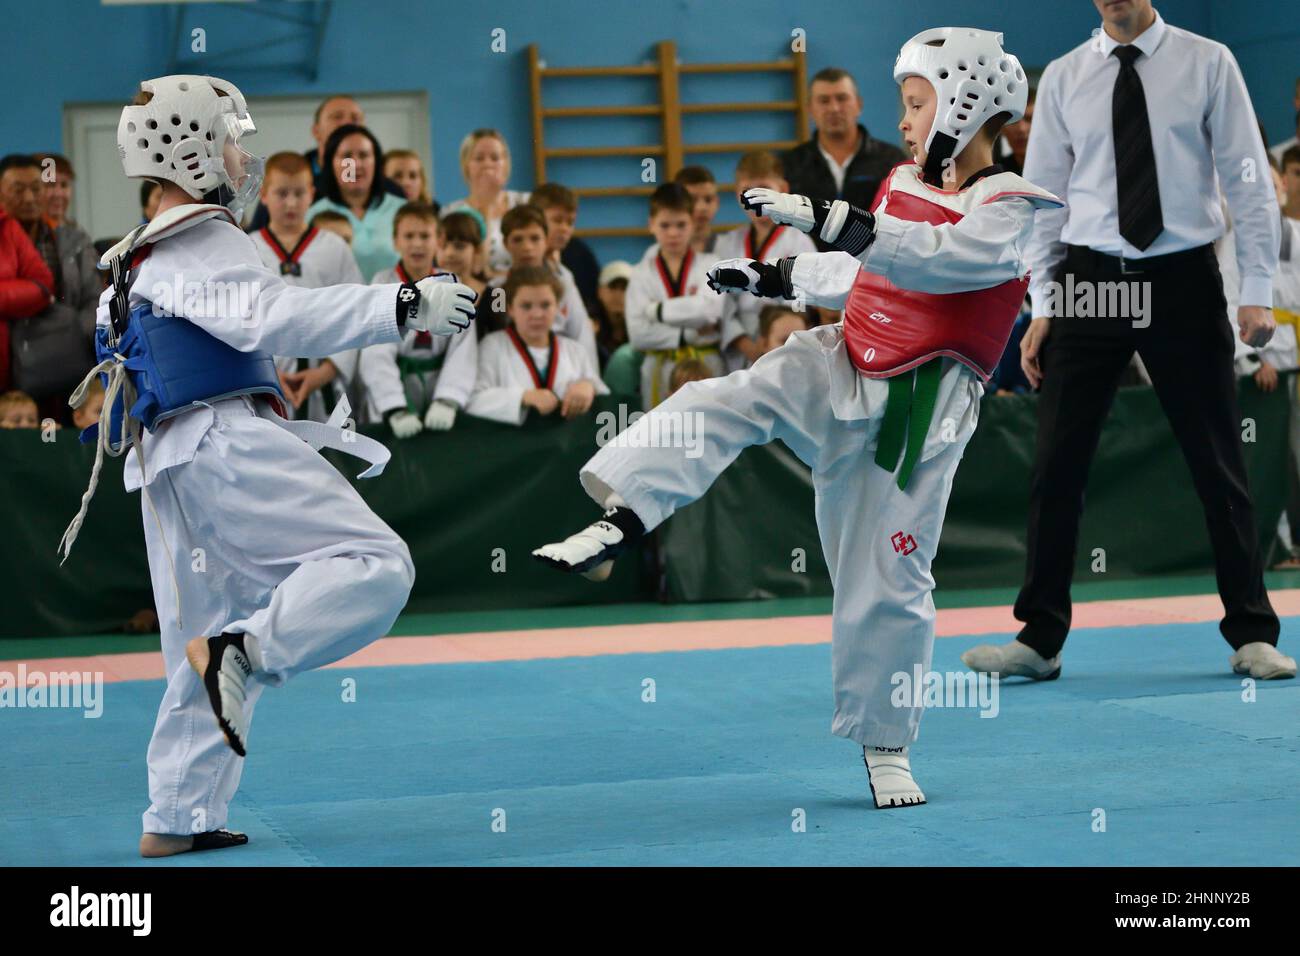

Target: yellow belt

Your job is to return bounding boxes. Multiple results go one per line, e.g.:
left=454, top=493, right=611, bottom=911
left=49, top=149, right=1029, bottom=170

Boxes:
left=1274, top=309, right=1299, bottom=397
left=648, top=344, right=720, bottom=406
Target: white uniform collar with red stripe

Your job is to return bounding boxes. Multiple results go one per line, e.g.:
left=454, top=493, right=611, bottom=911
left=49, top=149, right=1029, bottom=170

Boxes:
left=885, top=162, right=1065, bottom=214
left=97, top=203, right=236, bottom=269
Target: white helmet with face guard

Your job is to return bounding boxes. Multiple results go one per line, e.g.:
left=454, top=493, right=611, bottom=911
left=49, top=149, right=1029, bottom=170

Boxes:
left=117, top=74, right=264, bottom=218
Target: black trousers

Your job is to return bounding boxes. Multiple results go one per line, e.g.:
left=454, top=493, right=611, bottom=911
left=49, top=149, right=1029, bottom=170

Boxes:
left=1014, top=244, right=1279, bottom=657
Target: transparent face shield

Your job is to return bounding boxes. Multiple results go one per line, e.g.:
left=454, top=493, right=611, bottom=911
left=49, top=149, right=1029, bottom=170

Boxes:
left=212, top=111, right=264, bottom=218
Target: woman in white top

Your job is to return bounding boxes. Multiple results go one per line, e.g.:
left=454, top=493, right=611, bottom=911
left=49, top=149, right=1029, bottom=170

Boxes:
left=443, top=128, right=530, bottom=275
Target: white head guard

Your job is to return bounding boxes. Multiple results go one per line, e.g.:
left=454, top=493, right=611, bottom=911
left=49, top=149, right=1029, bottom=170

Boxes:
left=117, top=75, right=264, bottom=218
left=894, top=27, right=1027, bottom=182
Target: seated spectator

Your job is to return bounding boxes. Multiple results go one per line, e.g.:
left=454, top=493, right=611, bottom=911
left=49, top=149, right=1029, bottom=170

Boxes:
left=384, top=149, right=437, bottom=210
left=626, top=183, right=723, bottom=408
left=70, top=376, right=104, bottom=432
left=31, top=154, right=100, bottom=339
left=995, top=86, right=1035, bottom=175
left=592, top=259, right=631, bottom=367
left=310, top=209, right=354, bottom=246
left=306, top=124, right=405, bottom=280
left=0, top=389, right=38, bottom=428
left=755, top=305, right=809, bottom=355
left=250, top=152, right=365, bottom=424
left=361, top=202, right=477, bottom=438
left=248, top=94, right=406, bottom=230
left=140, top=180, right=162, bottom=223
left=476, top=205, right=596, bottom=364
left=668, top=357, right=715, bottom=395
left=467, top=265, right=606, bottom=426
left=530, top=181, right=600, bottom=317
left=1282, top=145, right=1300, bottom=222
left=674, top=165, right=720, bottom=254
left=0, top=191, right=55, bottom=392
left=435, top=211, right=489, bottom=301
left=714, top=151, right=818, bottom=370
left=444, top=129, right=530, bottom=275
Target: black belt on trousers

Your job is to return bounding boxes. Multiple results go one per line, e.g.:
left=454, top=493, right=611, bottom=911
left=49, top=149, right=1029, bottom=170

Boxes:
left=1064, top=243, right=1214, bottom=277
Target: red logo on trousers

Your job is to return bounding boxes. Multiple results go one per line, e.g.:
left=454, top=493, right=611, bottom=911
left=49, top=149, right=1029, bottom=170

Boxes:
left=891, top=532, right=917, bottom=556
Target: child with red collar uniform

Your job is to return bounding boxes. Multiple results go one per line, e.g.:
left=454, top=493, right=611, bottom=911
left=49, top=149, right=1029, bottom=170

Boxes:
left=625, top=183, right=724, bottom=407
left=362, top=201, right=477, bottom=436
left=248, top=151, right=364, bottom=424
left=535, top=28, right=1063, bottom=808
left=713, top=151, right=818, bottom=371
left=467, top=266, right=607, bottom=425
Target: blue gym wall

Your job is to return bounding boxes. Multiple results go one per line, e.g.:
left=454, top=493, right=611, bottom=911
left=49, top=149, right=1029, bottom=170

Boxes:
left=3, top=0, right=1292, bottom=262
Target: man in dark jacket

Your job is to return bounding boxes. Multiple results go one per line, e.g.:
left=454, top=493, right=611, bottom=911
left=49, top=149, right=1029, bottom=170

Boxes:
left=782, top=68, right=907, bottom=250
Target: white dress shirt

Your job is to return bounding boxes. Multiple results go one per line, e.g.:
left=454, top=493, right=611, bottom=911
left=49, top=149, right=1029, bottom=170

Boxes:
left=1024, top=9, right=1280, bottom=309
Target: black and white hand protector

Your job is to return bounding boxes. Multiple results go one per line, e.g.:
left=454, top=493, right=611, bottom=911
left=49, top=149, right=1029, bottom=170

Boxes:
left=397, top=273, right=478, bottom=335
left=706, top=257, right=797, bottom=300
left=741, top=187, right=877, bottom=257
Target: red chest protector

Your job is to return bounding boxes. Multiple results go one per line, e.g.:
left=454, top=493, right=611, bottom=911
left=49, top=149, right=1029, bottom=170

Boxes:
left=843, top=167, right=1048, bottom=381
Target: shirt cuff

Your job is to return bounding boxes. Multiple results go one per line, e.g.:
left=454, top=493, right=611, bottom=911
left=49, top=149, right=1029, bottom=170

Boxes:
left=860, top=214, right=905, bottom=278
left=1238, top=277, right=1274, bottom=310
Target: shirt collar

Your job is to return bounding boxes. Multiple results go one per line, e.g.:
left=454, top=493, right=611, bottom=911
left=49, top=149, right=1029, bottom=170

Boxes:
left=1096, top=7, right=1166, bottom=59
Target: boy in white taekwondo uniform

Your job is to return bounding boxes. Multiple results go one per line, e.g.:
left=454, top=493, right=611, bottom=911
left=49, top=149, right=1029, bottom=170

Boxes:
left=626, top=183, right=724, bottom=407
left=713, top=151, right=818, bottom=371
left=57, top=75, right=477, bottom=857
left=248, top=152, right=364, bottom=424
left=479, top=205, right=597, bottom=366
left=362, top=203, right=478, bottom=438
left=468, top=266, right=608, bottom=425
left=535, top=29, right=1064, bottom=808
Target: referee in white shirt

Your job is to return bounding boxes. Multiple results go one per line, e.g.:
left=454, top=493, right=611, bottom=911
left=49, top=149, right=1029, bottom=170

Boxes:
left=963, top=0, right=1296, bottom=680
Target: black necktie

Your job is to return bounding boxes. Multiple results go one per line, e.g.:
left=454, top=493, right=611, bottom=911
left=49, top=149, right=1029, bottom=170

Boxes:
left=1112, top=45, right=1164, bottom=251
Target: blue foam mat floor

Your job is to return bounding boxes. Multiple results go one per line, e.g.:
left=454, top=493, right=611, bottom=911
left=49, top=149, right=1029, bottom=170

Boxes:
left=2, top=616, right=1297, bottom=866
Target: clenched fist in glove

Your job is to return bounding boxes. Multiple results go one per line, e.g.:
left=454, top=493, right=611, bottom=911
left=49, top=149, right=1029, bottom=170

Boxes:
left=396, top=272, right=477, bottom=336
left=742, top=187, right=877, bottom=257
left=423, top=399, right=457, bottom=431
left=706, top=257, right=796, bottom=300
left=385, top=409, right=423, bottom=440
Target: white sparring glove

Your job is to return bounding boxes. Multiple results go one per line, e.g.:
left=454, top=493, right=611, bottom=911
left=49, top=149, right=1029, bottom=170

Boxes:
left=386, top=409, right=423, bottom=440
left=399, top=273, right=477, bottom=336
left=423, top=399, right=457, bottom=431
left=742, top=187, right=877, bottom=256
left=741, top=187, right=818, bottom=233
left=705, top=257, right=796, bottom=299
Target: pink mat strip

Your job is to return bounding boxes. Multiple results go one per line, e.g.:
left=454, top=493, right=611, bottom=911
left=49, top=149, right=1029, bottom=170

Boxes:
left=8, top=590, right=1299, bottom=682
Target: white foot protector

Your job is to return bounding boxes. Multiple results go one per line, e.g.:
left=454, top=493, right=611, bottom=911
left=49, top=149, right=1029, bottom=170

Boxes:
left=188, top=632, right=259, bottom=757
left=1229, top=642, right=1297, bottom=680
left=961, top=639, right=1062, bottom=680
left=532, top=507, right=643, bottom=582
left=864, top=746, right=926, bottom=809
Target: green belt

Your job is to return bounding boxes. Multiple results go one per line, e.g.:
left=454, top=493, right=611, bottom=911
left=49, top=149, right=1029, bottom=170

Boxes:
left=398, top=353, right=446, bottom=414
left=873, top=359, right=942, bottom=491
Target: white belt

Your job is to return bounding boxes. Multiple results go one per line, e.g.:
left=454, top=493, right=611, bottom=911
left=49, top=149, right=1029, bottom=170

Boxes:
left=268, top=395, right=390, bottom=478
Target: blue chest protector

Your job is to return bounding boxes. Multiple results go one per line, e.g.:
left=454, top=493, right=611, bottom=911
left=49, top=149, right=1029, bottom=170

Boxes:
left=82, top=300, right=285, bottom=447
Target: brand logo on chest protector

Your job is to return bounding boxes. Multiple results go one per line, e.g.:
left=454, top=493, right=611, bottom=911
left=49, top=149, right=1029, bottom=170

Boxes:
left=891, top=532, right=917, bottom=556
left=869, top=311, right=892, bottom=324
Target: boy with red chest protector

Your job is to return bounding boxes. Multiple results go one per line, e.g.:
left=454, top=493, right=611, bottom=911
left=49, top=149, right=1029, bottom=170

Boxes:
left=534, top=28, right=1063, bottom=808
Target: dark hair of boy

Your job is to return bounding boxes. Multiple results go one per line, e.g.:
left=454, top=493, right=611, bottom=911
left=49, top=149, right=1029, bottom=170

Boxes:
left=503, top=264, right=564, bottom=308
left=529, top=182, right=577, bottom=213
left=649, top=182, right=694, bottom=217
left=501, top=203, right=548, bottom=238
